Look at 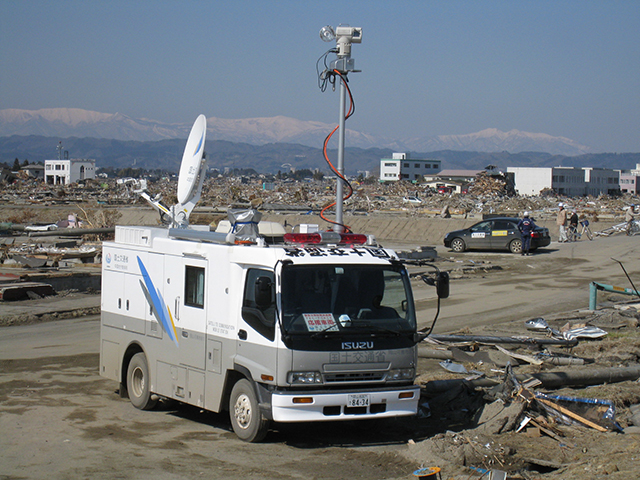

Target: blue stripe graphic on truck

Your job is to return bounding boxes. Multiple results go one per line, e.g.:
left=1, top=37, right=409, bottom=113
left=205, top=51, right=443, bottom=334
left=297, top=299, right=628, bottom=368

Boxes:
left=137, top=256, right=179, bottom=347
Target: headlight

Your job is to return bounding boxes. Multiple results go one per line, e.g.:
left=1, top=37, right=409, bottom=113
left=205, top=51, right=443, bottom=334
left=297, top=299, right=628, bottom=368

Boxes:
left=387, top=368, right=415, bottom=381
left=288, top=371, right=322, bottom=384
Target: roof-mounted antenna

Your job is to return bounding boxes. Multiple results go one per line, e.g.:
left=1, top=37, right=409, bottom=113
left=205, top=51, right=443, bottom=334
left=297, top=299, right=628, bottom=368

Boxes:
left=137, top=114, right=208, bottom=228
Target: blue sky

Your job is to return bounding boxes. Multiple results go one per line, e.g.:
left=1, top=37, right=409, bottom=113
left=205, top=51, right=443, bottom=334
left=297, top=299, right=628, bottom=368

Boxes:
left=1, top=0, right=639, bottom=152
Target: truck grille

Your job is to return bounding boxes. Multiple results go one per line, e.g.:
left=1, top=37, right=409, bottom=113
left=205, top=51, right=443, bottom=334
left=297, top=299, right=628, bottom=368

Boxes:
left=323, top=372, right=385, bottom=383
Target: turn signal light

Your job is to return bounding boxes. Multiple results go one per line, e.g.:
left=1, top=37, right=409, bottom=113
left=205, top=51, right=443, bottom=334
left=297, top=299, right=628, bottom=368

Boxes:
left=398, top=391, right=415, bottom=399
left=292, top=397, right=314, bottom=404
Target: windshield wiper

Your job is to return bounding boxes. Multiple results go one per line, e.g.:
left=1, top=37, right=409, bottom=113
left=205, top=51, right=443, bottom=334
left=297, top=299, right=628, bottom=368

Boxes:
left=342, top=322, right=403, bottom=336
left=310, top=324, right=341, bottom=339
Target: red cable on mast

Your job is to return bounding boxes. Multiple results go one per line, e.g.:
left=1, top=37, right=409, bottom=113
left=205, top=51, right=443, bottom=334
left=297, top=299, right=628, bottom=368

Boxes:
left=320, top=70, right=355, bottom=232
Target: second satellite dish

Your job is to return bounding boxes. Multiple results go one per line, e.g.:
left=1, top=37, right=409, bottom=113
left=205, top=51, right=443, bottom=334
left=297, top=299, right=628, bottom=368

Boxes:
left=177, top=114, right=207, bottom=205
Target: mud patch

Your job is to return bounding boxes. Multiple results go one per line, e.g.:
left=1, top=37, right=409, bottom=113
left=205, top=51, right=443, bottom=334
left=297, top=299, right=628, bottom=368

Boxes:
left=81, top=423, right=152, bottom=444
left=65, top=407, right=97, bottom=424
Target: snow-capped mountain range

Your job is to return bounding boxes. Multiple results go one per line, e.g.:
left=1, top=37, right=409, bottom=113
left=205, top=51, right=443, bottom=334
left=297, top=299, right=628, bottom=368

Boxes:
left=0, top=108, right=591, bottom=156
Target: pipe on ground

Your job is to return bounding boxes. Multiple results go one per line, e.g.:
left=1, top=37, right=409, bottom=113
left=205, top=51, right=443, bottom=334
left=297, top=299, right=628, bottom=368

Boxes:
left=423, top=365, right=640, bottom=394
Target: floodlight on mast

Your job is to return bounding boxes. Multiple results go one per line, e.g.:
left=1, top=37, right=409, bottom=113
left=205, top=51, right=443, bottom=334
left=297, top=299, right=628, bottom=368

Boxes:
left=317, top=24, right=362, bottom=233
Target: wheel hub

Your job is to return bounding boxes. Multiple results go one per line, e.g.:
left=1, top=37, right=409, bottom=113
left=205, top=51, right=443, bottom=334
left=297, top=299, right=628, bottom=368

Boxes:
left=131, top=366, right=144, bottom=398
left=234, top=394, right=252, bottom=429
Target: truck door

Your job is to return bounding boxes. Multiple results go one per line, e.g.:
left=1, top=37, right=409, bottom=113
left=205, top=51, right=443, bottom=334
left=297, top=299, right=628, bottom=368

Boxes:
left=163, top=255, right=208, bottom=370
left=235, top=267, right=278, bottom=382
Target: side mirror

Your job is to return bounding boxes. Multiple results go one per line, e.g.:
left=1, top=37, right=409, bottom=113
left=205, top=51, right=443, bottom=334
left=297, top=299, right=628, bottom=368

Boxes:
left=254, top=276, right=273, bottom=309
left=437, top=272, right=449, bottom=299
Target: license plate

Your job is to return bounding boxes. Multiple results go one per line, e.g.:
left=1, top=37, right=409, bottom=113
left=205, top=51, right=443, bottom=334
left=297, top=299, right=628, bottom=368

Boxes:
left=347, top=394, right=370, bottom=407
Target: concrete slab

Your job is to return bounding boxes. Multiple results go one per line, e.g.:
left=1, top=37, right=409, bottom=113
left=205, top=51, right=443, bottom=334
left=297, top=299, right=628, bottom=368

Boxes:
left=0, top=291, right=100, bottom=325
left=0, top=282, right=55, bottom=301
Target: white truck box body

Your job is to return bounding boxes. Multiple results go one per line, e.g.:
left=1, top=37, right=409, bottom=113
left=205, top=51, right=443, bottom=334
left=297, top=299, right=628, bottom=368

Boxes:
left=100, top=225, right=419, bottom=423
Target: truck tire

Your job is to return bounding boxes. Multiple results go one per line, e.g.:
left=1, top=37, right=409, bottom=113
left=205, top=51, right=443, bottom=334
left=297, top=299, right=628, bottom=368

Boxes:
left=229, top=379, right=270, bottom=442
left=127, top=352, right=158, bottom=410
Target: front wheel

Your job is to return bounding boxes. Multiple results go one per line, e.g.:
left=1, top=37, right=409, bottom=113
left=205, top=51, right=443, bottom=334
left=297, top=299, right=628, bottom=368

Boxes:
left=509, top=239, right=523, bottom=254
left=229, top=379, right=270, bottom=442
left=450, top=238, right=466, bottom=252
left=585, top=229, right=593, bottom=241
left=127, top=352, right=158, bottom=410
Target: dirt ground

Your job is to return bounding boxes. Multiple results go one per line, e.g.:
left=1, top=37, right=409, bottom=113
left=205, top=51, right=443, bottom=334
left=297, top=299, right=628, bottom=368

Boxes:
left=1, top=232, right=640, bottom=479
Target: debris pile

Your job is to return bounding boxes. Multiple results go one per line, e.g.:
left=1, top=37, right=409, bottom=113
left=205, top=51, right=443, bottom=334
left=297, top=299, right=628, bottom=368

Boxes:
left=469, top=171, right=515, bottom=197
left=1, top=242, right=100, bottom=268
left=408, top=305, right=640, bottom=479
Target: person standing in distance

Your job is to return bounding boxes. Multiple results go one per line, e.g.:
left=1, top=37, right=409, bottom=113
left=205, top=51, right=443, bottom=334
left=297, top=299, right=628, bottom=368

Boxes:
left=625, top=206, right=635, bottom=236
left=517, top=211, right=537, bottom=255
left=557, top=203, right=568, bottom=243
left=569, top=210, right=579, bottom=241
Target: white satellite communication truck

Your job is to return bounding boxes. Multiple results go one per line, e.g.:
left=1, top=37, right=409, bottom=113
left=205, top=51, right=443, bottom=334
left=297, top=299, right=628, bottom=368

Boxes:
left=100, top=114, right=448, bottom=442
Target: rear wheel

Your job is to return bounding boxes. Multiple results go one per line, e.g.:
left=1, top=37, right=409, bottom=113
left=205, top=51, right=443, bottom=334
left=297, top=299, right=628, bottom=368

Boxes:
left=229, top=379, right=270, bottom=442
left=127, top=352, right=157, bottom=410
left=450, top=238, right=466, bottom=252
left=509, top=239, right=523, bottom=254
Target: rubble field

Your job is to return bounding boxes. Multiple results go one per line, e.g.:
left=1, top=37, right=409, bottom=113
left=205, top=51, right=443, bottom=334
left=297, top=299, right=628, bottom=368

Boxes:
left=402, top=303, right=640, bottom=479
left=1, top=175, right=639, bottom=225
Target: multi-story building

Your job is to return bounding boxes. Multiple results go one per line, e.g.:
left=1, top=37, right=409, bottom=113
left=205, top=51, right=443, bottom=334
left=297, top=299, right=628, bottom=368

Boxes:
left=618, top=164, right=640, bottom=194
left=379, top=153, right=441, bottom=182
left=507, top=166, right=619, bottom=196
left=44, top=159, right=96, bottom=185
left=583, top=167, right=620, bottom=196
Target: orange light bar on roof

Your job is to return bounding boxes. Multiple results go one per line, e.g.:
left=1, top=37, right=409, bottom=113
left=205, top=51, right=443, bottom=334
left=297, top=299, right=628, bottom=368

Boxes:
left=284, top=232, right=367, bottom=246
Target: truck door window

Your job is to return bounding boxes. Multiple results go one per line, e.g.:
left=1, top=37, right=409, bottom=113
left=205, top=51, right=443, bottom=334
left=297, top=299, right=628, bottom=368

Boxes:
left=184, top=266, right=205, bottom=308
left=242, top=268, right=276, bottom=341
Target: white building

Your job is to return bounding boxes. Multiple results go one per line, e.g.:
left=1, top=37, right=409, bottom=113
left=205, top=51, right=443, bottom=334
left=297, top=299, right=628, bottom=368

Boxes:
left=379, top=153, right=441, bottom=182
left=507, top=166, right=619, bottom=196
left=44, top=159, right=96, bottom=185
left=618, top=163, right=640, bottom=194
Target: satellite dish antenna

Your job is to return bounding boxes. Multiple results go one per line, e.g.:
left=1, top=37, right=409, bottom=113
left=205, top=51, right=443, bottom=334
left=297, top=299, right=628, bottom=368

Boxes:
left=135, top=114, right=208, bottom=228
left=177, top=114, right=207, bottom=205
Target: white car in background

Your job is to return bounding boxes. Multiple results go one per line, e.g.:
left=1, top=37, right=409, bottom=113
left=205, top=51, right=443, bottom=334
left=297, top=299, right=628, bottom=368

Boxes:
left=402, top=196, right=422, bottom=204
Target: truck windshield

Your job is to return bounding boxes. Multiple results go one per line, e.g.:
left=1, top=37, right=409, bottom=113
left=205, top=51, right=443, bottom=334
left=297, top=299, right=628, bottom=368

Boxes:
left=280, top=264, right=416, bottom=335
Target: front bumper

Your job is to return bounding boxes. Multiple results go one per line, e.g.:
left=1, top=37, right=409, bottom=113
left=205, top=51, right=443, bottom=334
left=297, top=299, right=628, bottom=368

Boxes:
left=269, top=385, right=421, bottom=422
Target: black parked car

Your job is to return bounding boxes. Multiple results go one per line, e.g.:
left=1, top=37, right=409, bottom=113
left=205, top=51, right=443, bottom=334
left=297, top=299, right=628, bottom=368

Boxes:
left=443, top=217, right=551, bottom=254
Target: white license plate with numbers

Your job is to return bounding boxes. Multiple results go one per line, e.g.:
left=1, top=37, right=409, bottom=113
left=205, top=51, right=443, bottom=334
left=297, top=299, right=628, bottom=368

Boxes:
left=347, top=394, right=370, bottom=407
